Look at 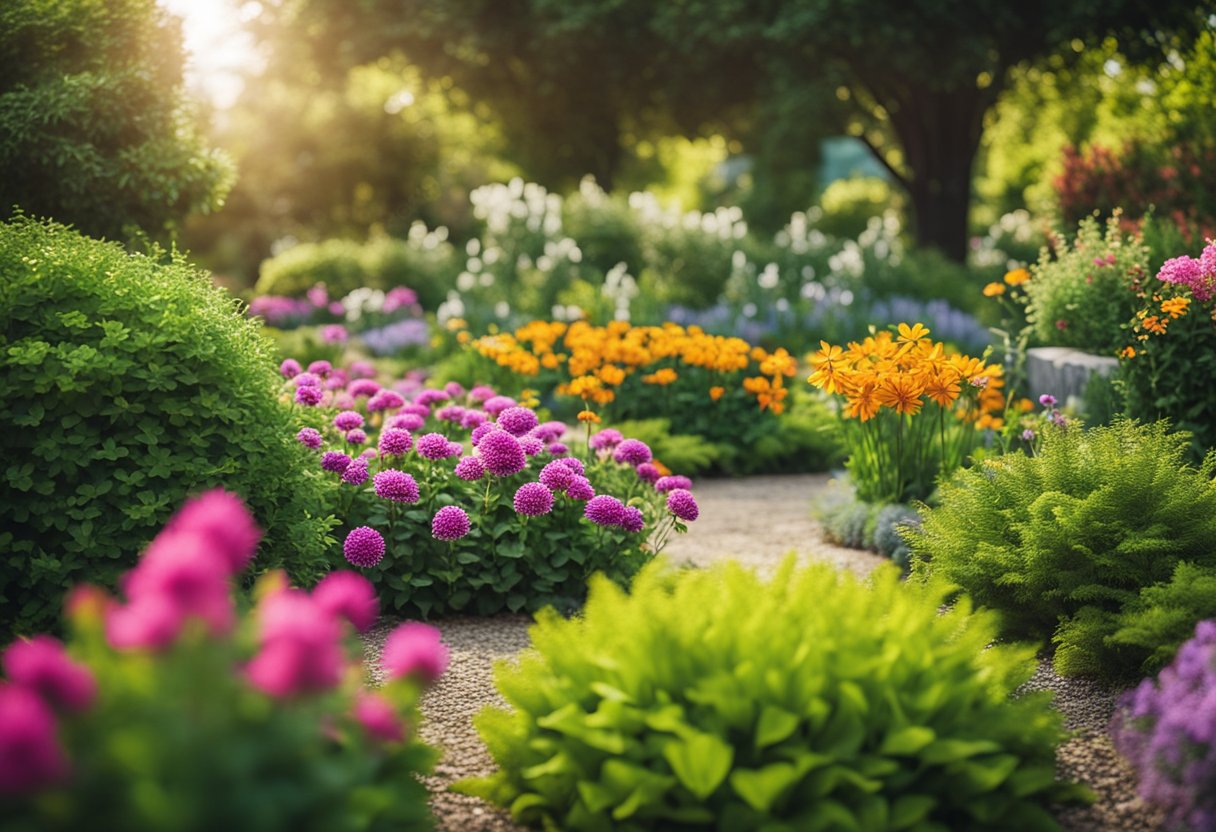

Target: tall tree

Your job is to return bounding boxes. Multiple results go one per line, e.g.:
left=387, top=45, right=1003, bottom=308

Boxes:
left=0, top=0, right=233, bottom=241
left=267, top=0, right=1204, bottom=261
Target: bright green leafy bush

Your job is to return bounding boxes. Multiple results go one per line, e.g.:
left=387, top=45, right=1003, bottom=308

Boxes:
left=909, top=419, right=1216, bottom=681
left=1024, top=215, right=1149, bottom=353
left=459, top=557, right=1083, bottom=830
left=0, top=217, right=333, bottom=636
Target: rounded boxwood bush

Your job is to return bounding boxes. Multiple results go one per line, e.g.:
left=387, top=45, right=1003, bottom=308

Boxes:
left=0, top=217, right=333, bottom=635
left=459, top=558, right=1083, bottom=831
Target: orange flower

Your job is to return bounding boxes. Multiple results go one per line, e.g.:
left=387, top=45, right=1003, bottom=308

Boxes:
left=1161, top=297, right=1190, bottom=319
left=709, top=386, right=725, bottom=401
left=577, top=409, right=601, bottom=424
left=982, top=282, right=1007, bottom=297
left=1004, top=268, right=1030, bottom=286
left=642, top=368, right=679, bottom=385
left=843, top=381, right=881, bottom=422
left=1121, top=346, right=1136, bottom=359
left=807, top=341, right=847, bottom=394
left=875, top=375, right=924, bottom=415
left=896, top=322, right=931, bottom=345
left=1142, top=315, right=1167, bottom=335
left=921, top=371, right=961, bottom=408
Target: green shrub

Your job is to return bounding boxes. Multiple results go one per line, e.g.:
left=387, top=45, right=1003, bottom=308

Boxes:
left=909, top=419, right=1216, bottom=681
left=815, top=177, right=902, bottom=240
left=459, top=557, right=1083, bottom=830
left=1024, top=214, right=1149, bottom=353
left=0, top=217, right=333, bottom=636
left=1103, top=562, right=1216, bottom=675
left=255, top=227, right=458, bottom=310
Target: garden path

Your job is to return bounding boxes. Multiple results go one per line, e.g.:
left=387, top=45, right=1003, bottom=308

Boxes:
left=364, top=473, right=1160, bottom=832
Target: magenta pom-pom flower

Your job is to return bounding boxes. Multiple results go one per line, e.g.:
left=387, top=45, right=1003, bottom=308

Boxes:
left=322, top=451, right=353, bottom=474
left=497, top=406, right=539, bottom=437
left=373, top=470, right=420, bottom=503
left=246, top=589, right=345, bottom=698
left=349, top=360, right=376, bottom=379
left=348, top=379, right=381, bottom=398
left=455, top=455, right=486, bottom=481
left=308, top=360, right=332, bottom=376
left=483, top=395, right=516, bottom=417
left=560, top=457, right=586, bottom=476
left=470, top=422, right=497, bottom=446
left=2, top=636, right=97, bottom=713
left=368, top=389, right=406, bottom=413
left=547, top=442, right=569, bottom=457
left=461, top=410, right=489, bottom=430
left=293, top=372, right=321, bottom=388
left=381, top=621, right=449, bottom=683
left=469, top=385, right=496, bottom=403
left=296, top=427, right=323, bottom=450
left=520, top=436, right=544, bottom=457
left=345, top=429, right=368, bottom=446
left=539, top=460, right=575, bottom=492
left=312, top=571, right=379, bottom=633
left=343, top=527, right=386, bottom=567
left=341, top=459, right=369, bottom=485
left=417, top=432, right=459, bottom=460
left=378, top=428, right=413, bottom=457
left=321, top=324, right=348, bottom=344
left=279, top=358, right=302, bottom=379
left=622, top=506, right=646, bottom=534
left=477, top=430, right=527, bottom=477
left=0, top=685, right=69, bottom=794
left=584, top=495, right=627, bottom=526
left=353, top=691, right=405, bottom=743
left=588, top=429, right=623, bottom=450
left=436, top=405, right=466, bottom=423
left=431, top=506, right=471, bottom=541
left=566, top=476, right=595, bottom=502
left=636, top=462, right=661, bottom=484
left=333, top=410, right=364, bottom=432
left=294, top=386, right=324, bottom=406
left=391, top=413, right=426, bottom=432
left=164, top=489, right=262, bottom=573
left=414, top=389, right=450, bottom=407
left=655, top=475, right=692, bottom=493
left=613, top=439, right=652, bottom=466
left=444, top=381, right=466, bottom=398
left=666, top=489, right=699, bottom=521
left=513, top=482, right=554, bottom=517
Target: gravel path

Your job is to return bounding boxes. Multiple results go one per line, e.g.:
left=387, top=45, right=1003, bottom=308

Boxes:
left=364, top=473, right=1159, bottom=831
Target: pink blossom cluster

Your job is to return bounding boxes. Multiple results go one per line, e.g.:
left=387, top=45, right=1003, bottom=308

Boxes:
left=1157, top=241, right=1216, bottom=303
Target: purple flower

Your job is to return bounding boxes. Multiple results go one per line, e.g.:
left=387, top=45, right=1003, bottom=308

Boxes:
left=342, top=459, right=370, bottom=485
left=373, top=470, right=420, bottom=503
left=343, top=527, right=385, bottom=567
left=444, top=381, right=465, bottom=398
left=532, top=421, right=568, bottom=442
left=497, top=406, right=539, bottom=437
left=1021, top=429, right=1036, bottom=442
left=334, top=410, right=364, bottom=432
left=469, top=386, right=496, bottom=403
left=455, top=455, right=486, bottom=481
left=308, top=360, right=332, bottom=376
left=470, top=423, right=497, bottom=446
left=296, top=427, right=323, bottom=450
left=417, top=432, right=459, bottom=460
left=461, top=410, right=489, bottom=430
left=1039, top=394, right=1057, bottom=408
left=321, top=325, right=348, bottom=344
left=636, top=463, right=660, bottom=484
left=368, top=390, right=405, bottom=413
left=655, top=475, right=692, bottom=493
left=378, top=428, right=413, bottom=457
left=307, top=283, right=328, bottom=307
left=513, top=482, right=554, bottom=516
left=349, top=360, right=377, bottom=379
left=390, top=413, right=426, bottom=432
left=436, top=405, right=466, bottom=423
left=415, top=389, right=450, bottom=407
left=547, top=443, right=569, bottom=457
left=294, top=372, right=322, bottom=388
left=295, top=386, right=324, bottom=406
left=401, top=403, right=430, bottom=418
left=2, top=636, right=97, bottom=713
left=589, top=429, right=623, bottom=451
left=322, top=451, right=352, bottom=474
left=520, top=436, right=544, bottom=457
left=345, top=429, right=368, bottom=446
left=0, top=685, right=69, bottom=793
left=348, top=379, right=381, bottom=398
left=280, top=358, right=302, bottom=379
left=431, top=506, right=470, bottom=541
left=539, top=460, right=575, bottom=492
left=585, top=495, right=626, bottom=526
left=560, top=457, right=586, bottom=476
left=613, top=439, right=653, bottom=466
left=566, top=476, right=595, bottom=501
left=666, top=489, right=699, bottom=521
left=478, top=431, right=527, bottom=477
left=622, top=506, right=645, bottom=533
left=483, top=396, right=516, bottom=417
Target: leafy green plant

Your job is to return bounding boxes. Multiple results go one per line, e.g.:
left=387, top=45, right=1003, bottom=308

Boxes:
left=459, top=557, right=1084, bottom=830
left=812, top=478, right=919, bottom=567
left=0, top=489, right=438, bottom=831
left=1024, top=214, right=1149, bottom=353
left=0, top=217, right=334, bottom=636
left=1103, top=562, right=1216, bottom=676
left=909, top=419, right=1216, bottom=681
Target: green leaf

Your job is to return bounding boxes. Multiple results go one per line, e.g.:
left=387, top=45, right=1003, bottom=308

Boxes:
left=880, top=725, right=936, bottom=756
left=663, top=732, right=733, bottom=800
left=755, top=705, right=801, bottom=749
left=729, top=762, right=800, bottom=812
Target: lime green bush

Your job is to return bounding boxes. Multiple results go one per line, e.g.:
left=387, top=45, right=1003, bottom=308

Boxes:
left=816, top=177, right=902, bottom=240
left=0, top=217, right=333, bottom=635
left=459, top=558, right=1082, bottom=830
left=909, top=419, right=1216, bottom=681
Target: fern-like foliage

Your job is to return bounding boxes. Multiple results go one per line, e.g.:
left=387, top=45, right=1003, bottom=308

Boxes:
left=910, top=419, right=1216, bottom=681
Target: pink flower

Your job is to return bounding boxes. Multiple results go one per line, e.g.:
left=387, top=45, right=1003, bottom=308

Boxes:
left=104, top=594, right=182, bottom=651
left=121, top=530, right=235, bottom=637
left=381, top=622, right=448, bottom=684
left=2, top=636, right=96, bottom=713
left=0, top=685, right=69, bottom=794
left=352, top=691, right=405, bottom=743
left=312, top=571, right=379, bottom=633
left=246, top=590, right=345, bottom=698
left=164, top=489, right=262, bottom=573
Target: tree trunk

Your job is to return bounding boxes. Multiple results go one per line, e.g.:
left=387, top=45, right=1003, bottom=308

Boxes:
left=881, top=84, right=996, bottom=263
